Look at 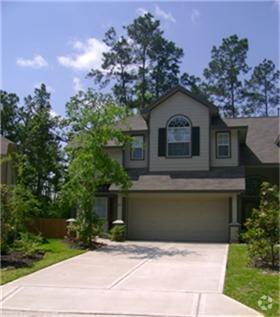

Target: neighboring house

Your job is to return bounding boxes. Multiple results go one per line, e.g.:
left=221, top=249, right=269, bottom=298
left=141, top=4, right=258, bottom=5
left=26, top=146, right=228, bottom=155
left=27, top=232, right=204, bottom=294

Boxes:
left=97, top=86, right=279, bottom=243
left=0, top=136, right=16, bottom=185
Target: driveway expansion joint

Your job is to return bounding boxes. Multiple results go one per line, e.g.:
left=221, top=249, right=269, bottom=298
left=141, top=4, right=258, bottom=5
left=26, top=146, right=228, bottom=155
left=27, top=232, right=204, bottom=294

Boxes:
left=195, top=293, right=201, bottom=317
left=1, top=286, right=22, bottom=304
left=108, top=245, right=168, bottom=289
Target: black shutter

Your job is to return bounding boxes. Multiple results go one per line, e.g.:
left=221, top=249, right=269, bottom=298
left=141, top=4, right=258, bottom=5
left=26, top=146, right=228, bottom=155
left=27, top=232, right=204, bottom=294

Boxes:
left=192, top=127, right=200, bottom=156
left=158, top=128, right=166, bottom=157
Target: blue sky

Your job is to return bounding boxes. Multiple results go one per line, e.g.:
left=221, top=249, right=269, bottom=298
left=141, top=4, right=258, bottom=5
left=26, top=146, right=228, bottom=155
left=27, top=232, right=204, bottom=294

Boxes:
left=2, top=0, right=279, bottom=116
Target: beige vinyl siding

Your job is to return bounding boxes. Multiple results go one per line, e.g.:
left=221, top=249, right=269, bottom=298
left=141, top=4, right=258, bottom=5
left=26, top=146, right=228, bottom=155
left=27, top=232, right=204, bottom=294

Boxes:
left=104, top=147, right=123, bottom=166
left=124, top=132, right=148, bottom=169
left=126, top=193, right=230, bottom=242
left=211, top=129, right=239, bottom=167
left=149, top=91, right=210, bottom=171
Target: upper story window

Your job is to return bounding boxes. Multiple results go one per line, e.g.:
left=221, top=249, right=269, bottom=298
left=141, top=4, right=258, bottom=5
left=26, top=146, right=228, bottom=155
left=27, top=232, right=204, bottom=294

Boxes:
left=130, top=135, right=144, bottom=160
left=216, top=132, right=231, bottom=158
left=167, top=115, right=191, bottom=157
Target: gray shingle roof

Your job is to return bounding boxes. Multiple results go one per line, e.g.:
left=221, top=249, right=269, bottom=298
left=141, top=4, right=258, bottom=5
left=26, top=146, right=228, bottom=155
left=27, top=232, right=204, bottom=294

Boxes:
left=224, top=117, right=279, bottom=165
left=116, top=113, right=148, bottom=132
left=110, top=174, right=245, bottom=192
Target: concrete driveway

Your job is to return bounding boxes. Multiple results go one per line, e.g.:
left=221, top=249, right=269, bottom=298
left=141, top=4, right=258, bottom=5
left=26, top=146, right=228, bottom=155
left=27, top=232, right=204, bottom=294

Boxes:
left=1, top=241, right=261, bottom=317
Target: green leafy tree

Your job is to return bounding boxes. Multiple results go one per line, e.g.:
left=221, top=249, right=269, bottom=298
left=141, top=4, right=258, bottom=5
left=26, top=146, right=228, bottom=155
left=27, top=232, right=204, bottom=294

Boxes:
left=0, top=184, right=40, bottom=254
left=63, top=90, right=131, bottom=247
left=18, top=84, right=63, bottom=202
left=203, top=35, right=250, bottom=117
left=242, top=59, right=280, bottom=116
left=0, top=90, right=20, bottom=142
left=243, top=182, right=279, bottom=269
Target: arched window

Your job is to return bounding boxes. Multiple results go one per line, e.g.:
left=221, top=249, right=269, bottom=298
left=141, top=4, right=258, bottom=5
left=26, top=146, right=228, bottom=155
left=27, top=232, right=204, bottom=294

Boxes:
left=167, top=115, right=191, bottom=157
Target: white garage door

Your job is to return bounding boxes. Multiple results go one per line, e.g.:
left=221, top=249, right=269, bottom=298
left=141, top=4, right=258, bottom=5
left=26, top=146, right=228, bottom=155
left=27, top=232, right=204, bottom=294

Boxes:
left=127, top=193, right=229, bottom=242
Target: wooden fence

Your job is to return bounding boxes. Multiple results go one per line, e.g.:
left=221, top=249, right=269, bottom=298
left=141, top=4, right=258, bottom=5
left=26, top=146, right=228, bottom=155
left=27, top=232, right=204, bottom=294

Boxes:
left=29, top=218, right=67, bottom=238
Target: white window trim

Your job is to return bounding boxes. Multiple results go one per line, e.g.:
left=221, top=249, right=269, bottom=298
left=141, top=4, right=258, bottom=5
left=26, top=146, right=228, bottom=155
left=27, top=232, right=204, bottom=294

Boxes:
left=167, top=115, right=192, bottom=157
left=130, top=135, right=144, bottom=161
left=216, top=132, right=231, bottom=158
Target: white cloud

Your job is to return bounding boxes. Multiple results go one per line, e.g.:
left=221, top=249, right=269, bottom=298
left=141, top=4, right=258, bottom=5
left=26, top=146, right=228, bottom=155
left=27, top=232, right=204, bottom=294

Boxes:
left=50, top=110, right=59, bottom=118
left=190, top=9, right=201, bottom=24
left=136, top=7, right=148, bottom=16
left=33, top=82, right=55, bottom=93
left=57, top=38, right=108, bottom=71
left=154, top=5, right=176, bottom=23
left=16, top=55, right=48, bottom=69
left=73, top=77, right=85, bottom=93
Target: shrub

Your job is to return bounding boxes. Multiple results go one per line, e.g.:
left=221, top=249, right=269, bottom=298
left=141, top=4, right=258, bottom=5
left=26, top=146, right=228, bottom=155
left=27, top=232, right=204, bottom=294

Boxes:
left=243, top=182, right=279, bottom=269
left=66, top=212, right=104, bottom=248
left=109, top=225, right=126, bottom=242
left=13, top=232, right=44, bottom=257
left=0, top=184, right=40, bottom=255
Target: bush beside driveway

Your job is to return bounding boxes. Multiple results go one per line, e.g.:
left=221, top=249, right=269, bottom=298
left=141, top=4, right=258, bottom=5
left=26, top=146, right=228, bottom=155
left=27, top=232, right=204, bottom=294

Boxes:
left=224, top=244, right=279, bottom=317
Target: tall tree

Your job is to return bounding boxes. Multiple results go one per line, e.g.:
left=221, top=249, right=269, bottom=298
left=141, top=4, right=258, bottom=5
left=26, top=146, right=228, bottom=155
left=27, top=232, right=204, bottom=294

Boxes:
left=203, top=35, right=250, bottom=117
left=0, top=90, right=20, bottom=142
left=242, top=59, right=280, bottom=116
left=18, top=84, right=63, bottom=200
left=88, top=27, right=135, bottom=107
left=150, top=37, right=183, bottom=98
left=89, top=13, right=183, bottom=110
left=125, top=13, right=163, bottom=108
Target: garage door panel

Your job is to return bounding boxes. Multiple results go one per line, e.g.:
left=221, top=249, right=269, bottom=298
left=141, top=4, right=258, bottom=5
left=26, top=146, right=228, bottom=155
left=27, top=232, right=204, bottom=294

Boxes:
left=127, top=194, right=229, bottom=242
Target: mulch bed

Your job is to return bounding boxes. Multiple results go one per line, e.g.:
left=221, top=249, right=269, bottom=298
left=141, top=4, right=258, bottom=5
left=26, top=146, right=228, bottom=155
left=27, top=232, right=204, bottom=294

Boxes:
left=1, top=250, right=45, bottom=269
left=64, top=237, right=107, bottom=250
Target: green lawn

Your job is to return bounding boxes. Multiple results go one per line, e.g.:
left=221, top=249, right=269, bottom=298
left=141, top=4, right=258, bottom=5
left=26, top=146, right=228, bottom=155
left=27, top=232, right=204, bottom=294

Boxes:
left=224, top=244, right=279, bottom=317
left=0, top=239, right=86, bottom=285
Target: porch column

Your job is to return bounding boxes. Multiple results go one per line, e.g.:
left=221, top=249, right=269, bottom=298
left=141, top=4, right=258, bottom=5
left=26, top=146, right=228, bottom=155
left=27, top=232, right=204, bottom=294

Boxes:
left=117, top=194, right=123, bottom=220
left=229, top=194, right=241, bottom=243
left=232, top=194, right=238, bottom=223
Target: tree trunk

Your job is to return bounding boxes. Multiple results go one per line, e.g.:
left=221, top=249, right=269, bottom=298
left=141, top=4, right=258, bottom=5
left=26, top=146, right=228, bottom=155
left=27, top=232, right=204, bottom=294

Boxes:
left=141, top=48, right=147, bottom=108
left=264, top=81, right=268, bottom=117
left=230, top=81, right=236, bottom=118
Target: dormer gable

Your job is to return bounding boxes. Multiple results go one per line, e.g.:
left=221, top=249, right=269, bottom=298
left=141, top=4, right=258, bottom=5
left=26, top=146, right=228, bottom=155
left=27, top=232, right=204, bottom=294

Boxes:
left=142, top=85, right=218, bottom=119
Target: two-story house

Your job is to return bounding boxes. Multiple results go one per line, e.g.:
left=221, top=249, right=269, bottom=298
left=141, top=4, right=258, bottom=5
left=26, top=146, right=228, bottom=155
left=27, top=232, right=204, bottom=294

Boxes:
left=96, top=86, right=279, bottom=243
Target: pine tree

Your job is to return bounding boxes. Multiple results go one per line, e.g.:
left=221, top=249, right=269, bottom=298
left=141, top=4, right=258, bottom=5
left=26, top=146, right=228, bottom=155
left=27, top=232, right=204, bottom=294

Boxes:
left=242, top=59, right=280, bottom=116
left=203, top=35, right=250, bottom=117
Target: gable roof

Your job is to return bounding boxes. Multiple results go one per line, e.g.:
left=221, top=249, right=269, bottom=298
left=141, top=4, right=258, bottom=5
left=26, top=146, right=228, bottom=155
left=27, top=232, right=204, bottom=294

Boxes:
left=224, top=117, right=280, bottom=165
left=116, top=113, right=148, bottom=132
left=143, top=85, right=218, bottom=116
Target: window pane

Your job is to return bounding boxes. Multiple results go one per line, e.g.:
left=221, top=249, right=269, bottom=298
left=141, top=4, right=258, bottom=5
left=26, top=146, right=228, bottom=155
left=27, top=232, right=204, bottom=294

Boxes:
left=168, top=142, right=190, bottom=156
left=132, top=148, right=143, bottom=160
left=131, top=136, right=144, bottom=160
left=94, top=197, right=108, bottom=219
left=168, top=116, right=190, bottom=127
left=168, top=127, right=190, bottom=142
left=218, top=145, right=229, bottom=157
left=217, top=133, right=229, bottom=145
left=132, top=136, right=143, bottom=148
